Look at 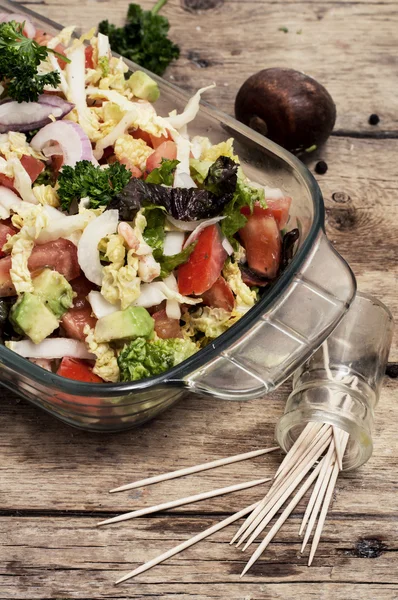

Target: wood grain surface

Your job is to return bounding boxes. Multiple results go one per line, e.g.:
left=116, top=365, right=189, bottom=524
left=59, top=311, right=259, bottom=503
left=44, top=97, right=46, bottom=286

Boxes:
left=1, top=0, right=398, bottom=598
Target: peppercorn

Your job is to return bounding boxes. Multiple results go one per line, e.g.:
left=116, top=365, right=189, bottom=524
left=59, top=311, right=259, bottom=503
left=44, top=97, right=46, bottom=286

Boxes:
left=368, top=113, right=380, bottom=125
left=315, top=160, right=328, bottom=175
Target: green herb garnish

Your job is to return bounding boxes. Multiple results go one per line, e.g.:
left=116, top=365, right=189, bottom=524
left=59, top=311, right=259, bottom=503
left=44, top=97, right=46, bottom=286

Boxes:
left=145, top=158, right=179, bottom=186
left=0, top=21, right=70, bottom=102
left=34, top=166, right=53, bottom=187
left=57, top=160, right=132, bottom=210
left=98, top=0, right=180, bottom=76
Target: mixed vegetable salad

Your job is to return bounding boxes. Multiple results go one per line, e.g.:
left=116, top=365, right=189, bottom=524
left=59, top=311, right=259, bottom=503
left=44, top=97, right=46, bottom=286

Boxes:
left=0, top=15, right=298, bottom=384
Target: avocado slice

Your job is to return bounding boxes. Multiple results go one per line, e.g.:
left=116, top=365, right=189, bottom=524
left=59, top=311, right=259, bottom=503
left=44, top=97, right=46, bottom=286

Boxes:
left=32, top=269, right=74, bottom=319
left=94, top=306, right=154, bottom=343
left=127, top=71, right=160, bottom=103
left=10, top=293, right=59, bottom=344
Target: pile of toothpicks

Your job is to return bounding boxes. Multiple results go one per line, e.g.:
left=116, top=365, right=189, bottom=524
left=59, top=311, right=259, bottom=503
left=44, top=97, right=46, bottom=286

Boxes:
left=97, top=427, right=347, bottom=585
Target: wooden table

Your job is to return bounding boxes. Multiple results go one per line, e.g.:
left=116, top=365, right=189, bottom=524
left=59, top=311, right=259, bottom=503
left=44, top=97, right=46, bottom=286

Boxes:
left=1, top=0, right=397, bottom=598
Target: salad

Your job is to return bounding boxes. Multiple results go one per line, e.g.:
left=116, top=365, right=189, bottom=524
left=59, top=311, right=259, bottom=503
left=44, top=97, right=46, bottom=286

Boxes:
left=0, top=15, right=299, bottom=384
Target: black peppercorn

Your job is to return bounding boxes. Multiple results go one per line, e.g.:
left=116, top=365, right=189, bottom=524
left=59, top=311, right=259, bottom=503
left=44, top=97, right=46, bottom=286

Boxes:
left=368, top=113, right=380, bottom=125
left=315, top=160, right=328, bottom=175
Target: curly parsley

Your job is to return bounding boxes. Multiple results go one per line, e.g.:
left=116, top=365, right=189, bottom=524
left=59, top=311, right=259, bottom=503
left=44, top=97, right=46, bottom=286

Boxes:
left=57, top=160, right=132, bottom=210
left=0, top=21, right=69, bottom=103
left=98, top=0, right=180, bottom=76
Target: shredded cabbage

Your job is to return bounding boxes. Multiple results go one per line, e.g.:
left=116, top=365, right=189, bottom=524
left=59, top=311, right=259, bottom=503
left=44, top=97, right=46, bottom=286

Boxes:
left=66, top=45, right=99, bottom=140
left=84, top=325, right=120, bottom=382
left=33, top=184, right=60, bottom=208
left=223, top=260, right=257, bottom=311
left=182, top=306, right=241, bottom=340
left=101, top=250, right=141, bottom=309
left=114, top=135, right=153, bottom=171
left=165, top=84, right=216, bottom=130
left=9, top=237, right=34, bottom=294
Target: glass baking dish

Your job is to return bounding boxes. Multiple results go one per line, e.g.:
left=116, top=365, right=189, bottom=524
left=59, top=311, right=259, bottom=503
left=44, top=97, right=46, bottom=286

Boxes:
left=0, top=0, right=356, bottom=430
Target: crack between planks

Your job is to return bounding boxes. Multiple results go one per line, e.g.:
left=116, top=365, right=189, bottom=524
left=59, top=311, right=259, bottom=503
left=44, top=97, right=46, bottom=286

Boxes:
left=331, top=130, right=398, bottom=140
left=0, top=508, right=397, bottom=520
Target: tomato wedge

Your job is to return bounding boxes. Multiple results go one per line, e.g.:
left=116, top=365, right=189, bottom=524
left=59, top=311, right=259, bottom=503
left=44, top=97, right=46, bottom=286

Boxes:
left=0, top=174, right=17, bottom=193
left=57, top=357, right=103, bottom=383
left=201, top=276, right=235, bottom=311
left=131, top=128, right=153, bottom=147
left=0, top=238, right=80, bottom=297
left=241, top=197, right=292, bottom=230
left=178, top=225, right=228, bottom=296
left=117, top=157, right=142, bottom=179
left=34, top=29, right=53, bottom=46
left=51, top=155, right=64, bottom=177
left=0, top=222, right=16, bottom=258
left=61, top=276, right=97, bottom=341
left=0, top=156, right=44, bottom=192
left=150, top=132, right=172, bottom=149
left=20, top=155, right=45, bottom=183
left=85, top=45, right=95, bottom=69
left=152, top=308, right=182, bottom=339
left=146, top=141, right=177, bottom=172
left=239, top=213, right=281, bottom=278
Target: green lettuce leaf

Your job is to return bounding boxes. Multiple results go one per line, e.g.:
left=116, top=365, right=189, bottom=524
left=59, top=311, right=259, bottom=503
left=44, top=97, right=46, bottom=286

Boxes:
left=145, top=158, right=180, bottom=186
left=189, top=158, right=213, bottom=184
left=158, top=242, right=196, bottom=278
left=118, top=337, right=198, bottom=381
left=143, top=206, right=166, bottom=260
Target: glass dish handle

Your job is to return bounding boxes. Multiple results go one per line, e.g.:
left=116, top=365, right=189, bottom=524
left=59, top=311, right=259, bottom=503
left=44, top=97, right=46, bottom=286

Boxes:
left=184, top=232, right=357, bottom=400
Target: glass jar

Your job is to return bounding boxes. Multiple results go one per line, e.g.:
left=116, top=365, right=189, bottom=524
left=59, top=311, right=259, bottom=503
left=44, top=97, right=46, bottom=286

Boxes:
left=276, top=293, right=394, bottom=470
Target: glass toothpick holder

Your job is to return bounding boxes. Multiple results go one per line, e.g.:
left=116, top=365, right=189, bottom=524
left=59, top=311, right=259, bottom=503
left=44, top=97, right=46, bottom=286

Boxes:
left=276, top=293, right=394, bottom=470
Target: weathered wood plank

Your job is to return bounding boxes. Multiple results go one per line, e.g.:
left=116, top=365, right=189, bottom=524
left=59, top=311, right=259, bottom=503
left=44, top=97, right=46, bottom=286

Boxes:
left=0, top=514, right=397, bottom=598
left=17, top=0, right=398, bottom=133
left=0, top=377, right=397, bottom=514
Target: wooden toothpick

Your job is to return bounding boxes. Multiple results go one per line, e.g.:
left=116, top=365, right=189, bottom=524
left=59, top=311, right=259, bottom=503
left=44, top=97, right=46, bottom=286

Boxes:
left=299, top=440, right=335, bottom=537
left=240, top=461, right=323, bottom=577
left=98, top=478, right=270, bottom=527
left=115, top=501, right=260, bottom=584
left=307, top=431, right=349, bottom=565
left=236, top=428, right=333, bottom=549
left=110, top=447, right=279, bottom=493
left=231, top=424, right=329, bottom=546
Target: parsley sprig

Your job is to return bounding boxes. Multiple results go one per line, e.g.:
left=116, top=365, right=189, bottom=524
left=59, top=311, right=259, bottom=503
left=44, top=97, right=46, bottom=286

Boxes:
left=98, top=0, right=180, bottom=76
left=57, top=160, right=132, bottom=210
left=0, top=21, right=70, bottom=103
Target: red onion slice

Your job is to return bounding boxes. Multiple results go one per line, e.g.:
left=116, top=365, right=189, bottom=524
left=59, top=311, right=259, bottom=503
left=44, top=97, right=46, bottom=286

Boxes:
left=0, top=13, right=36, bottom=38
left=0, top=97, right=74, bottom=134
left=30, top=121, right=95, bottom=167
